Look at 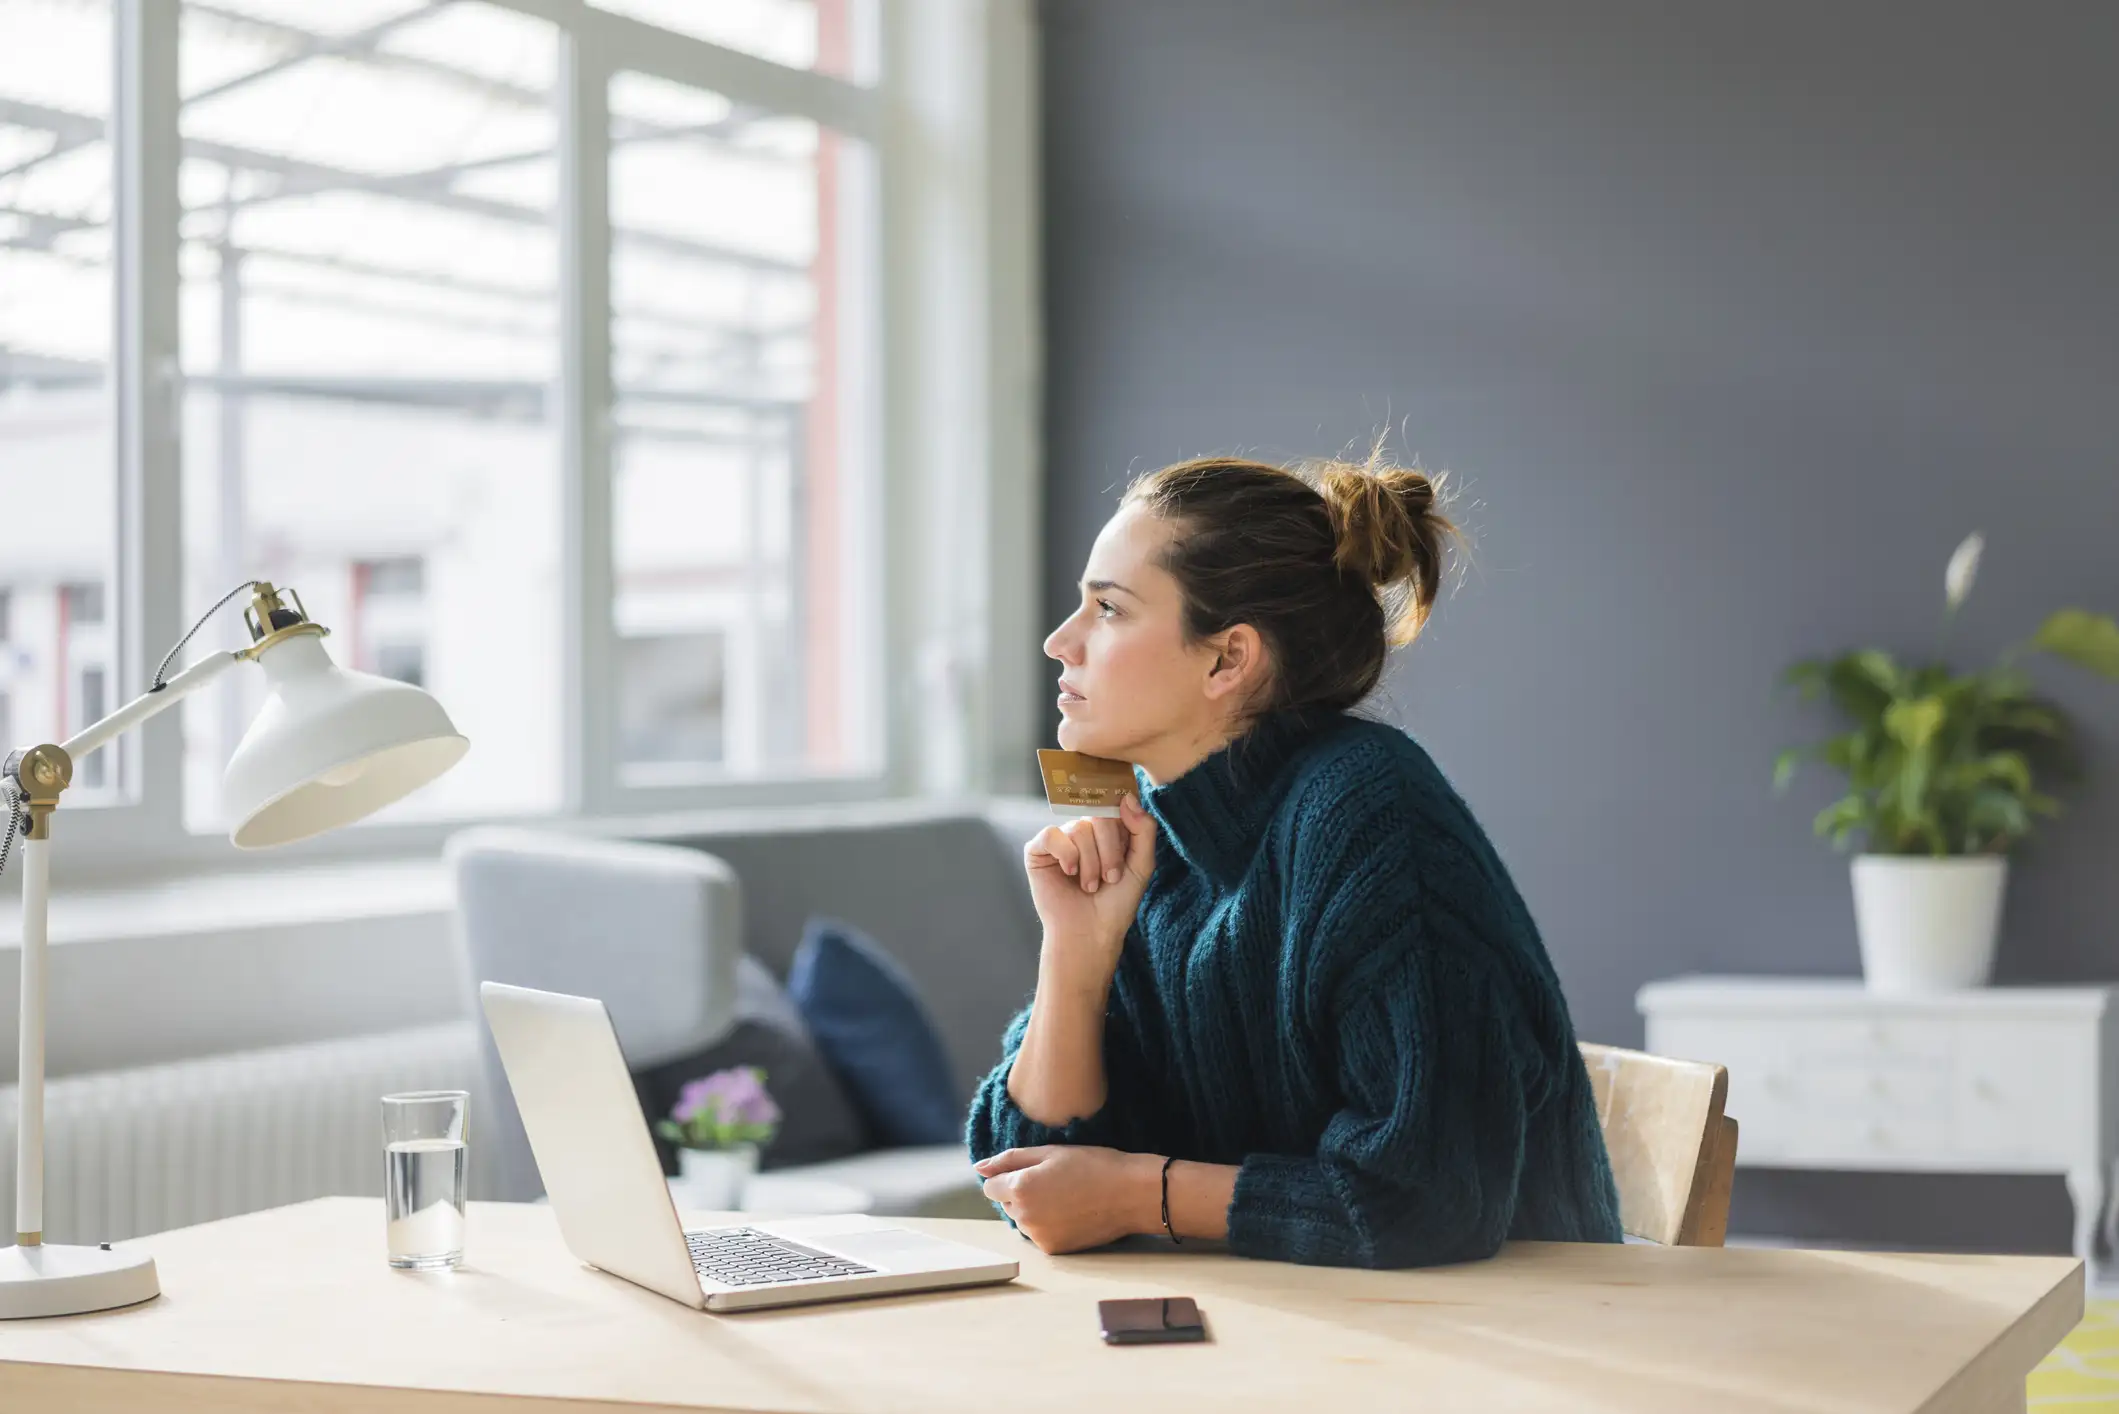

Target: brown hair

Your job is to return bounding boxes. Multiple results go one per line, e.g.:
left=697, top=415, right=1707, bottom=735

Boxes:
left=1121, top=443, right=1459, bottom=720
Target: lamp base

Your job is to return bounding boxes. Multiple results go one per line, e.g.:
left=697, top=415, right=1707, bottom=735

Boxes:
left=0, top=1242, right=160, bottom=1319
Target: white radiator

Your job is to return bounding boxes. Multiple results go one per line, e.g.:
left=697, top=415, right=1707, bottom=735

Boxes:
left=0, top=1021, right=480, bottom=1244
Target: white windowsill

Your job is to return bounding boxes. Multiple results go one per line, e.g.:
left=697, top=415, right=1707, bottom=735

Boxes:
left=0, top=793, right=1055, bottom=950
left=0, top=858, right=453, bottom=949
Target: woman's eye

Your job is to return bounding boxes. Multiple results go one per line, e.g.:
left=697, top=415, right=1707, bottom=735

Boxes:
left=1095, top=599, right=1117, bottom=617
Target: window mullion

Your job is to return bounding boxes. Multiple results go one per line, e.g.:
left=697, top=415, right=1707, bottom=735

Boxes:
left=114, top=0, right=184, bottom=839
left=472, top=0, right=882, bottom=137
left=590, top=8, right=879, bottom=139
left=560, top=17, right=616, bottom=815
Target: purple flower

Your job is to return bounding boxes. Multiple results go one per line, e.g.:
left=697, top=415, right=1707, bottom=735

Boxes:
left=673, top=1066, right=780, bottom=1129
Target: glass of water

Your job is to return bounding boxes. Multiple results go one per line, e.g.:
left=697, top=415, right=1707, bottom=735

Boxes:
left=382, top=1090, right=468, bottom=1270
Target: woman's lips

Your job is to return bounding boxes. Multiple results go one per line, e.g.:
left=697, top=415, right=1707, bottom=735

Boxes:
left=1057, top=682, right=1086, bottom=706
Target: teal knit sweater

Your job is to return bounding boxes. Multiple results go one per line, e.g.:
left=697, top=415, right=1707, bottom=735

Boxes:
left=966, top=706, right=1623, bottom=1269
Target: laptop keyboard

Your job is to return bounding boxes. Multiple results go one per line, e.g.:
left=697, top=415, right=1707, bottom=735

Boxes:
left=686, top=1227, right=878, bottom=1287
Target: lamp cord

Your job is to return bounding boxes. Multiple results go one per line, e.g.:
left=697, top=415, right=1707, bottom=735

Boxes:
left=0, top=776, right=22, bottom=883
left=152, top=580, right=261, bottom=692
left=0, top=579, right=262, bottom=880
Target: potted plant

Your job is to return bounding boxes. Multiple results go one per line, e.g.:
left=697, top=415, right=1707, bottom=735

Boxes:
left=655, top=1066, right=781, bottom=1210
left=1774, top=533, right=2119, bottom=993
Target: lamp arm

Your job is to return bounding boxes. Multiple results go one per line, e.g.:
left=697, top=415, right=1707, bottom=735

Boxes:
left=58, top=650, right=245, bottom=767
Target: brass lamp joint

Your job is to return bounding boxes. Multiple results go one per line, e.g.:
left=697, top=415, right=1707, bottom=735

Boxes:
left=3, top=744, right=71, bottom=841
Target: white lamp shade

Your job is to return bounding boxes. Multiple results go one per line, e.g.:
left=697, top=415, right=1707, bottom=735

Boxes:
left=222, top=633, right=469, bottom=849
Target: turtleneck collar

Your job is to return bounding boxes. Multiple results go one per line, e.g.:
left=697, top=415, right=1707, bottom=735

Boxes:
left=1136, top=705, right=1344, bottom=887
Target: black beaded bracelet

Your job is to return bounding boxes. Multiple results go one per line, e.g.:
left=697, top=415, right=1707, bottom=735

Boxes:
left=1160, top=1155, right=1181, bottom=1245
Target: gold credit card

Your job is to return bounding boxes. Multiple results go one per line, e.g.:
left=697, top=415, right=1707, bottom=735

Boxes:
left=1036, top=749, right=1136, bottom=817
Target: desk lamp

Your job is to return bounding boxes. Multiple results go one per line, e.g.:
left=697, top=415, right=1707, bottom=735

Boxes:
left=0, top=581, right=468, bottom=1318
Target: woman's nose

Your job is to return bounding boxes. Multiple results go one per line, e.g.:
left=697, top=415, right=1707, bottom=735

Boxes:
left=1044, top=617, right=1080, bottom=662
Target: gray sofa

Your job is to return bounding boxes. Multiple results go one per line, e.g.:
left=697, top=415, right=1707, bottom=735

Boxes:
left=449, top=799, right=1050, bottom=1218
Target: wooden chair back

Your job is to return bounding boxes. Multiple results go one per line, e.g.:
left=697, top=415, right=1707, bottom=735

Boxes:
left=1578, top=1041, right=1739, bottom=1246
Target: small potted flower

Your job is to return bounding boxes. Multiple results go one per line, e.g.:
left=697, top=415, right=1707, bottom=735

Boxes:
left=655, top=1066, right=780, bottom=1210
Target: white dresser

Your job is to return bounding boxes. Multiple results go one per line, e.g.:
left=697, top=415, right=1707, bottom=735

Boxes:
left=1639, top=976, right=2119, bottom=1268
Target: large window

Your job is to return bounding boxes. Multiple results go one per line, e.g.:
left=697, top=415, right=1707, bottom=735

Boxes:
left=0, top=0, right=1032, bottom=870
left=173, top=0, right=564, bottom=828
left=607, top=70, right=877, bottom=783
left=0, top=0, right=124, bottom=803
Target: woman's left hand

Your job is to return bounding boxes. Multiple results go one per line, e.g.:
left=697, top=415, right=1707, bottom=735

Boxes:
left=974, top=1145, right=1161, bottom=1254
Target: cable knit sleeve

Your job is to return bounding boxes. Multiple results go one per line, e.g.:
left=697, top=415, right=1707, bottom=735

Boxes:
left=963, top=966, right=1159, bottom=1159
left=1226, top=931, right=1531, bottom=1268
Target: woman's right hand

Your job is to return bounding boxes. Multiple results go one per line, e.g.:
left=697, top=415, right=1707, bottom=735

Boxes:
left=1024, top=793, right=1157, bottom=994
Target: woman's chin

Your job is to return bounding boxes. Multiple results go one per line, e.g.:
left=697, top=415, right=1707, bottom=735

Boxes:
left=1055, top=719, right=1100, bottom=755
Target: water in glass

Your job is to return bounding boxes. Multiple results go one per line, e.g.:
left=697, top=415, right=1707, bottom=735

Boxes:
left=386, top=1138, right=466, bottom=1269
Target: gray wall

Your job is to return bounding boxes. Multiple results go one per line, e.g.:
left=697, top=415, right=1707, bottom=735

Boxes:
left=1038, top=0, right=2119, bottom=1252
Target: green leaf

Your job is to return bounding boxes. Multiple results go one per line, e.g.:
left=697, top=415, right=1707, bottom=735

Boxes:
left=1883, top=697, right=1946, bottom=752
left=1985, top=702, right=2067, bottom=738
left=1813, top=796, right=1868, bottom=850
left=1829, top=651, right=1902, bottom=724
left=2030, top=609, right=2119, bottom=680
left=1780, top=659, right=1829, bottom=700
left=1982, top=666, right=2038, bottom=702
left=1772, top=746, right=1809, bottom=792
left=1966, top=789, right=2031, bottom=851
left=1848, top=649, right=1903, bottom=693
left=1979, top=751, right=2033, bottom=796
left=1781, top=651, right=1897, bottom=722
left=1821, top=731, right=1866, bottom=774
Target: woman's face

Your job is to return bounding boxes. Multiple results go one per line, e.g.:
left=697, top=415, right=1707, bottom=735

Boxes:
left=1044, top=504, right=1264, bottom=783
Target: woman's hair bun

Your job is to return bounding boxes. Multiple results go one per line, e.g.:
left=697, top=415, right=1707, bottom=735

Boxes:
left=1312, top=460, right=1427, bottom=587
left=1305, top=449, right=1458, bottom=646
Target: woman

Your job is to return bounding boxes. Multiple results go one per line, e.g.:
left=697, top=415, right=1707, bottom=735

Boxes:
left=965, top=450, right=1622, bottom=1269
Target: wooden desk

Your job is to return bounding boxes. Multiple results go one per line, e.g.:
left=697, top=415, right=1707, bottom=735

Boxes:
left=0, top=1198, right=2082, bottom=1414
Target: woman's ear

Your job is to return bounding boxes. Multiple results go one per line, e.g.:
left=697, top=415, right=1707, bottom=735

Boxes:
left=1202, top=623, right=1266, bottom=702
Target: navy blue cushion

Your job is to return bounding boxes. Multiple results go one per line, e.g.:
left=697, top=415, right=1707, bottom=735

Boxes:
left=787, top=917, right=961, bottom=1148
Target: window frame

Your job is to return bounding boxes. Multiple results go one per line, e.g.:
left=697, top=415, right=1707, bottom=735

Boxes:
left=30, top=0, right=1041, bottom=887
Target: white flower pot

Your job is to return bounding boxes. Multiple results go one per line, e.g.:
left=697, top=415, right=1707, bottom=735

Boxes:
left=676, top=1143, right=759, bottom=1211
left=1850, top=855, right=2008, bottom=994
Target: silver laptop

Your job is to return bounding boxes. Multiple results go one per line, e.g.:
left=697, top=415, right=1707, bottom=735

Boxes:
left=480, top=981, right=1018, bottom=1312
